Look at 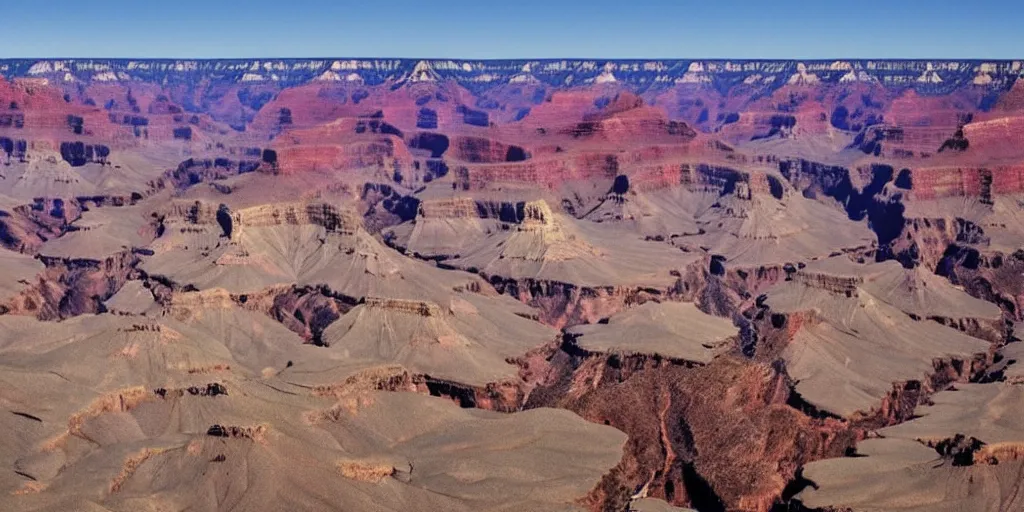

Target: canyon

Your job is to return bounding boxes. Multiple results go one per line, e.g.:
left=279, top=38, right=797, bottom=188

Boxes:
left=0, top=58, right=1023, bottom=511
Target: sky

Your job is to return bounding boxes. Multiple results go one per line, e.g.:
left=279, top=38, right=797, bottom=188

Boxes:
left=0, top=0, right=1021, bottom=59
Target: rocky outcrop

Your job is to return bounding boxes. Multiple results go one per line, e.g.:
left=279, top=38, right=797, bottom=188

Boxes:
left=205, top=423, right=268, bottom=441
left=260, top=285, right=355, bottom=344
left=166, top=200, right=360, bottom=234
left=232, top=202, right=359, bottom=234
left=904, top=165, right=1024, bottom=202
left=416, top=197, right=480, bottom=219
left=453, top=149, right=725, bottom=192
left=165, top=157, right=265, bottom=190
left=0, top=195, right=151, bottom=255
left=6, top=59, right=1021, bottom=94
left=939, top=248, right=1024, bottom=322
left=449, top=135, right=529, bottom=163
left=524, top=342, right=856, bottom=512
left=362, top=296, right=442, bottom=316
left=790, top=270, right=861, bottom=296
left=962, top=116, right=1024, bottom=159
left=153, top=382, right=228, bottom=399
left=275, top=139, right=413, bottom=175
left=854, top=354, right=991, bottom=429
left=486, top=277, right=663, bottom=328
left=4, top=250, right=138, bottom=319
left=3, top=56, right=1024, bottom=512
left=309, top=362, right=529, bottom=413
left=421, top=377, right=526, bottom=413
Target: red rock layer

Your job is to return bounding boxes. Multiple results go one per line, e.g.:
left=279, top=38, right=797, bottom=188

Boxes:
left=527, top=351, right=856, bottom=512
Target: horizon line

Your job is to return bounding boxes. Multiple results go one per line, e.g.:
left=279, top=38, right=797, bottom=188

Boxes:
left=1, top=56, right=1022, bottom=62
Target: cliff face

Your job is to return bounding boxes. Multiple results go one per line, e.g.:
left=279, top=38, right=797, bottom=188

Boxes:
left=1, top=59, right=1019, bottom=155
left=487, top=276, right=668, bottom=327
left=4, top=249, right=138, bottom=319
left=3, top=59, right=1019, bottom=94
left=939, top=249, right=1024, bottom=322
left=2, top=55, right=1024, bottom=512
left=165, top=200, right=360, bottom=233
left=230, top=202, right=359, bottom=234
left=524, top=344, right=856, bottom=512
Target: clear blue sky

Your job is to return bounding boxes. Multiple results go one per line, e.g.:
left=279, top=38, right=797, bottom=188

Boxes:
left=1, top=0, right=1021, bottom=59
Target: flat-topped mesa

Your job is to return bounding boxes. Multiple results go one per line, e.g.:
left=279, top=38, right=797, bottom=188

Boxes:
left=390, top=196, right=580, bottom=262
left=274, top=138, right=413, bottom=175
left=762, top=264, right=995, bottom=421
left=862, top=263, right=1004, bottom=329
left=796, top=375, right=1024, bottom=510
left=855, top=124, right=954, bottom=157
left=415, top=198, right=533, bottom=221
left=475, top=199, right=559, bottom=223
left=625, top=162, right=695, bottom=193
left=567, top=301, right=737, bottom=364
left=561, top=110, right=698, bottom=143
left=363, top=297, right=444, bottom=317
left=456, top=147, right=696, bottom=191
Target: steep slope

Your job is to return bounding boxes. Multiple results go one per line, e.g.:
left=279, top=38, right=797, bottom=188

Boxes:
left=142, top=200, right=480, bottom=300
left=1, top=56, right=1024, bottom=512
left=797, top=354, right=1024, bottom=511
left=763, top=257, right=998, bottom=419
left=0, top=301, right=625, bottom=512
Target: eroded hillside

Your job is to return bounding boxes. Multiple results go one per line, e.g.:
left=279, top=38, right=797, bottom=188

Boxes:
left=1, top=58, right=1024, bottom=512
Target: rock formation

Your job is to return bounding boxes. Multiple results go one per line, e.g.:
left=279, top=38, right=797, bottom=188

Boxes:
left=1, top=57, right=1024, bottom=511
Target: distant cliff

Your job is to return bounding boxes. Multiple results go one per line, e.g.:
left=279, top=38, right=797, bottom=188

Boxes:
left=1, top=59, right=1020, bottom=94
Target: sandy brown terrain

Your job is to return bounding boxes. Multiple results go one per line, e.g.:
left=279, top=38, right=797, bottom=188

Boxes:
left=1, top=58, right=1024, bottom=511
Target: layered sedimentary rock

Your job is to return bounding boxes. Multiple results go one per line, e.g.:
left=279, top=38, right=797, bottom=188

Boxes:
left=430, top=199, right=702, bottom=326
left=761, top=257, right=998, bottom=419
left=527, top=354, right=855, bottom=512
left=301, top=292, right=558, bottom=387
left=796, top=355, right=1024, bottom=511
left=142, top=199, right=481, bottom=300
left=2, top=57, right=1024, bottom=512
left=680, top=171, right=874, bottom=268
left=6, top=249, right=138, bottom=320
left=0, top=310, right=625, bottom=512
